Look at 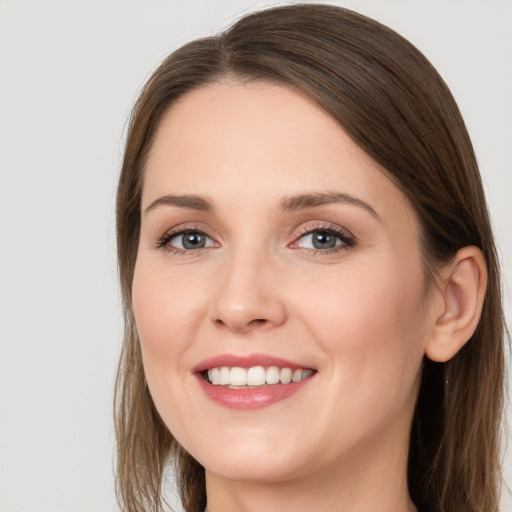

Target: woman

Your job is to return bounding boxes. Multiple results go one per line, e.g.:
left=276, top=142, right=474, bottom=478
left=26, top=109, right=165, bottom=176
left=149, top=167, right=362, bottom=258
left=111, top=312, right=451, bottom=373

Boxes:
left=114, top=4, right=506, bottom=512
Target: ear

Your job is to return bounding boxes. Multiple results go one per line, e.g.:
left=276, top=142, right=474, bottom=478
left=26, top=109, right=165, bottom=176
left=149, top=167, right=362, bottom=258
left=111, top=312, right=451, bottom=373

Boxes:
left=425, top=246, right=487, bottom=362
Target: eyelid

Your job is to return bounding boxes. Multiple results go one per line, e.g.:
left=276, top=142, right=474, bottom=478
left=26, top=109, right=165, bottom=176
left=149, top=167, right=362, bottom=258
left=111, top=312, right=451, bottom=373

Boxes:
left=154, top=223, right=219, bottom=253
left=153, top=220, right=355, bottom=255
left=289, top=222, right=356, bottom=252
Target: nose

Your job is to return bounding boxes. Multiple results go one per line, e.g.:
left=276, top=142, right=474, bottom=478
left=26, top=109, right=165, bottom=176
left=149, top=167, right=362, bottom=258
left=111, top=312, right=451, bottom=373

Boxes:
left=209, top=251, right=287, bottom=334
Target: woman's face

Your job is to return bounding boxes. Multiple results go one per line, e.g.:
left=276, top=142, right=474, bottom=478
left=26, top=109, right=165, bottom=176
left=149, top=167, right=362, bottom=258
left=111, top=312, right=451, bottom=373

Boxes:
left=133, top=81, right=437, bottom=484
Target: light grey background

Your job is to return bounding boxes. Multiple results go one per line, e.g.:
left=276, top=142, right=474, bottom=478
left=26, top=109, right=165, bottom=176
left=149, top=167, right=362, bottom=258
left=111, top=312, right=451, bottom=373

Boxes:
left=1, top=1, right=510, bottom=511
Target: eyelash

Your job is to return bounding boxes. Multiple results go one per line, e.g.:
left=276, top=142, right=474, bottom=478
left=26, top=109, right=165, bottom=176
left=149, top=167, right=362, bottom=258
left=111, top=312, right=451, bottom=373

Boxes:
left=293, top=223, right=356, bottom=255
left=155, top=225, right=213, bottom=255
left=155, top=223, right=356, bottom=255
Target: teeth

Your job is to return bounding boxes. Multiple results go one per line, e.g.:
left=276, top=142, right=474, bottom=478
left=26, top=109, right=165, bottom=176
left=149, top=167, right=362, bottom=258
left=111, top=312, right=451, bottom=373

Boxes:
left=302, top=369, right=314, bottom=379
left=219, top=367, right=230, bottom=385
left=247, top=366, right=266, bottom=386
left=266, top=366, right=280, bottom=384
left=210, top=367, right=220, bottom=385
left=292, top=369, right=302, bottom=382
left=230, top=367, right=247, bottom=386
left=280, top=367, right=292, bottom=384
left=206, top=366, right=314, bottom=387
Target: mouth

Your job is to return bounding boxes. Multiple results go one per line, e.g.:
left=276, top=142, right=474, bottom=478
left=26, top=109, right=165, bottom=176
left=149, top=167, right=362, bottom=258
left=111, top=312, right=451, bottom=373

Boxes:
left=202, top=366, right=315, bottom=388
left=193, top=354, right=317, bottom=409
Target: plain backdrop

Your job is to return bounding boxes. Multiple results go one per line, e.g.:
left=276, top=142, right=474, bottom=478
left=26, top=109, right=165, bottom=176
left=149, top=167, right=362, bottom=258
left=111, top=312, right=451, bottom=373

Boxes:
left=1, top=1, right=510, bottom=511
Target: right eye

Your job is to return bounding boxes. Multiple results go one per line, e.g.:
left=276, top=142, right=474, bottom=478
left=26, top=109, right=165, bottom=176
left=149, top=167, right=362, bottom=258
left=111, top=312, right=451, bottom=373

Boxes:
left=156, top=229, right=217, bottom=253
left=166, top=230, right=215, bottom=250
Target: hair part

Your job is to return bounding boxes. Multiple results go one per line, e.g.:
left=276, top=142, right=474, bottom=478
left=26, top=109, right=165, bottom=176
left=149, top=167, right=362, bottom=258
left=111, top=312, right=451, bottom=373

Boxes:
left=115, top=4, right=505, bottom=512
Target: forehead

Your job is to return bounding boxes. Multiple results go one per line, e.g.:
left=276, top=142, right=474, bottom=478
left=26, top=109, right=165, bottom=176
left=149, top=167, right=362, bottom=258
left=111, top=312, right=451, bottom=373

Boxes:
left=143, top=80, right=412, bottom=221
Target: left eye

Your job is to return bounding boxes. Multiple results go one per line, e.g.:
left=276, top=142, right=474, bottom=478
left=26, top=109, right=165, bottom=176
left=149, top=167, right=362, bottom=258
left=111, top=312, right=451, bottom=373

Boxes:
left=168, top=230, right=215, bottom=250
left=296, top=230, right=346, bottom=250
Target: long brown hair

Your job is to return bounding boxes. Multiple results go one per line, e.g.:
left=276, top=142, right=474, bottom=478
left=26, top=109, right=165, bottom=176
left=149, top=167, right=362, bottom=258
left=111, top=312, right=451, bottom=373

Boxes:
left=115, top=4, right=506, bottom=512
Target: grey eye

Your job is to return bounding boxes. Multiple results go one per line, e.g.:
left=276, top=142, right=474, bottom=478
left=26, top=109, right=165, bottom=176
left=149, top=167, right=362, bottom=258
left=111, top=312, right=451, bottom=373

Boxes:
left=170, top=231, right=213, bottom=250
left=298, top=230, right=343, bottom=250
left=311, top=231, right=338, bottom=249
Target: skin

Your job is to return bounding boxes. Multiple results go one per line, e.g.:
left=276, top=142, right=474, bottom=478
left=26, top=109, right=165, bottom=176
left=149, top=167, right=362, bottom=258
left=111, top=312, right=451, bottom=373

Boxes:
left=132, top=80, right=454, bottom=512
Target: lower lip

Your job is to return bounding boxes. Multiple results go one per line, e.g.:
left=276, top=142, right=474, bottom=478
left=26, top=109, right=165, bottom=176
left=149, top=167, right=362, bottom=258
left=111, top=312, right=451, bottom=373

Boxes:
left=196, top=374, right=313, bottom=410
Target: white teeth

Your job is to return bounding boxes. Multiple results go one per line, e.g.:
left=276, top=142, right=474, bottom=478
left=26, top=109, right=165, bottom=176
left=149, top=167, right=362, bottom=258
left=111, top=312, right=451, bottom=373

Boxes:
left=292, top=369, right=303, bottom=383
left=280, top=367, right=292, bottom=384
left=247, top=366, right=266, bottom=386
left=266, top=366, right=280, bottom=384
left=302, top=369, right=314, bottom=379
left=206, top=366, right=314, bottom=387
left=230, top=367, right=247, bottom=386
left=208, top=367, right=220, bottom=385
left=219, top=367, right=230, bottom=385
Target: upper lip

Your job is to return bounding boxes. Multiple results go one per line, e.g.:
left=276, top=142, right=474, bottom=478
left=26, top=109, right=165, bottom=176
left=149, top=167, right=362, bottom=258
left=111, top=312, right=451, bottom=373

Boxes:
left=192, top=353, right=315, bottom=373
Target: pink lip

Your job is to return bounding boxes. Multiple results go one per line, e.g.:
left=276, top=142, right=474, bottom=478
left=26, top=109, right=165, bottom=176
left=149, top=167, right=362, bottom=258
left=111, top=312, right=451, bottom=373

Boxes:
left=192, top=353, right=312, bottom=373
left=192, top=353, right=316, bottom=410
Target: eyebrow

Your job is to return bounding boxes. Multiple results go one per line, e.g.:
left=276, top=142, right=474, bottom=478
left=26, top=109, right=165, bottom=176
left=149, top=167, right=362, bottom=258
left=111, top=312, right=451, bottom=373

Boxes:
left=279, top=192, right=380, bottom=220
left=143, top=191, right=380, bottom=220
left=144, top=194, right=213, bottom=214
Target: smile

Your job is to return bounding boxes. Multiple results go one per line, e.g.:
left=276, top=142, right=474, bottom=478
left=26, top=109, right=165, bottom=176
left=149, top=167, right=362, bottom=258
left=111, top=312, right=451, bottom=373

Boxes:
left=205, top=366, right=314, bottom=387
left=194, top=354, right=317, bottom=409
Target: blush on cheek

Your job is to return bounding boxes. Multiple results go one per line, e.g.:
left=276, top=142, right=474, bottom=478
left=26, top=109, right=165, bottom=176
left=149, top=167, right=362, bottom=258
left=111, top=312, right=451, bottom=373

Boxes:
left=133, top=269, right=209, bottom=392
left=307, top=265, right=426, bottom=372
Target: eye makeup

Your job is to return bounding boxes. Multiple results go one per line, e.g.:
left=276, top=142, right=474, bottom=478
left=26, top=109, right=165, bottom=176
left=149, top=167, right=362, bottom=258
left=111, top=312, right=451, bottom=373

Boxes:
left=153, top=220, right=356, bottom=257
left=290, top=222, right=356, bottom=255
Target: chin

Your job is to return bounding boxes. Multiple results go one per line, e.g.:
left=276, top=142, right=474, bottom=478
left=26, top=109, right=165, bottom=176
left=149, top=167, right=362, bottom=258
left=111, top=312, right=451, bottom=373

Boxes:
left=187, top=431, right=310, bottom=484
left=204, top=455, right=303, bottom=484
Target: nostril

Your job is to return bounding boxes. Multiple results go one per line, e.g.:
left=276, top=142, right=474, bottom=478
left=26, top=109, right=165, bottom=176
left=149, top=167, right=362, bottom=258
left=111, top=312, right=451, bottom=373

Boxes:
left=214, top=316, right=269, bottom=333
left=247, top=318, right=269, bottom=328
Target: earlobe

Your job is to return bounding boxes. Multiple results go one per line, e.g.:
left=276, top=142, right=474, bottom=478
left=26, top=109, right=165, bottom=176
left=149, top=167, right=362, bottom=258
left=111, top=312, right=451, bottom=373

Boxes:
left=425, top=246, right=487, bottom=363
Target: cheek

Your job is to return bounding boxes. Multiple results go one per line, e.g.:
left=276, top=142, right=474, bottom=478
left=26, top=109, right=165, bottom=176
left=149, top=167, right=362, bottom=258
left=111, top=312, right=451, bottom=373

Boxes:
left=303, top=260, right=428, bottom=395
left=132, top=260, right=204, bottom=376
left=131, top=260, right=209, bottom=439
left=290, top=264, right=429, bottom=458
